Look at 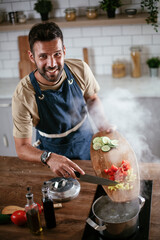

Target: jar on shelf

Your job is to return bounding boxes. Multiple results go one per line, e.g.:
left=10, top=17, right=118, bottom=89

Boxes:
left=112, top=61, right=126, bottom=78
left=86, top=6, right=98, bottom=19
left=64, top=8, right=76, bottom=21
left=130, top=46, right=141, bottom=78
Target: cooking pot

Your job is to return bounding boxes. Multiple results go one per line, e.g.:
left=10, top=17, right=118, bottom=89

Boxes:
left=86, top=195, right=145, bottom=239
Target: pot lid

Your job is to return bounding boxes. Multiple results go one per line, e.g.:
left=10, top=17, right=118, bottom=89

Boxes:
left=42, top=177, right=80, bottom=202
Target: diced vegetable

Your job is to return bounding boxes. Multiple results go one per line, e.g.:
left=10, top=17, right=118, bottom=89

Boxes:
left=104, top=160, right=136, bottom=191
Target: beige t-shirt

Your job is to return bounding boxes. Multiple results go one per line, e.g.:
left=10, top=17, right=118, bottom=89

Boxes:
left=12, top=59, right=100, bottom=138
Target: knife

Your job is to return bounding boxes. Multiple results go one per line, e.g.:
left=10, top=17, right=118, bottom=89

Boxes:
left=75, top=171, right=117, bottom=186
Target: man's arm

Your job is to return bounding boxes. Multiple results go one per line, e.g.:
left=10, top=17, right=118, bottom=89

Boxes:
left=85, top=93, right=115, bottom=132
left=14, top=137, right=85, bottom=178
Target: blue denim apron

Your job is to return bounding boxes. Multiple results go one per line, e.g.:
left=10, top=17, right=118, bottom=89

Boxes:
left=30, top=63, right=93, bottom=160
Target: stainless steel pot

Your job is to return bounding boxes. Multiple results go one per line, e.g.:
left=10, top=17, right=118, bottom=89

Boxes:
left=86, top=195, right=145, bottom=239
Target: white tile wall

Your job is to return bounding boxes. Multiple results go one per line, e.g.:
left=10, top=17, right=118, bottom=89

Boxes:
left=0, top=0, right=160, bottom=78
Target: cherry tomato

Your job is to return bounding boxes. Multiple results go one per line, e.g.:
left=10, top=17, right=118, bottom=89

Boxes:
left=36, top=202, right=43, bottom=214
left=11, top=210, right=27, bottom=226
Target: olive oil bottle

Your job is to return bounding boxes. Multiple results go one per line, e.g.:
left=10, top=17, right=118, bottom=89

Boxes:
left=25, top=187, right=43, bottom=235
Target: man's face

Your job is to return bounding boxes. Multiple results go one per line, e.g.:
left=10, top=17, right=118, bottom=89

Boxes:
left=29, top=38, right=66, bottom=85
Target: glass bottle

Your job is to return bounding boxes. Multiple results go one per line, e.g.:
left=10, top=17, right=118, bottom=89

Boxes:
left=25, top=187, right=43, bottom=235
left=42, top=182, right=56, bottom=229
left=130, top=46, right=141, bottom=78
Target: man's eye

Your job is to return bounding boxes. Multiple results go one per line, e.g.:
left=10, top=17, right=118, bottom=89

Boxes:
left=55, top=52, right=61, bottom=57
left=39, top=55, right=47, bottom=59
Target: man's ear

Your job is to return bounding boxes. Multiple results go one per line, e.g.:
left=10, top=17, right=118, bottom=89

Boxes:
left=28, top=50, right=35, bottom=64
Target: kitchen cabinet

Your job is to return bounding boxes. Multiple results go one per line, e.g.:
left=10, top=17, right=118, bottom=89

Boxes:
left=0, top=98, right=17, bottom=156
left=0, top=13, right=148, bottom=32
left=0, top=98, right=36, bottom=156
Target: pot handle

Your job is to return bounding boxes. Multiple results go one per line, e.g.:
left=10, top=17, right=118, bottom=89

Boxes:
left=86, top=217, right=106, bottom=231
left=139, top=195, right=145, bottom=209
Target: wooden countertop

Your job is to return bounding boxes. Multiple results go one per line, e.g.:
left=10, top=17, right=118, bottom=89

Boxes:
left=0, top=156, right=160, bottom=240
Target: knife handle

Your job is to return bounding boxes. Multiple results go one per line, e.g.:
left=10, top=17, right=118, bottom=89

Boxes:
left=75, top=171, right=80, bottom=178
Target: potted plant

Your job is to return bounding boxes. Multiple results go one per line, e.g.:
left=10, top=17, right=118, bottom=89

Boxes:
left=146, top=57, right=160, bottom=77
left=141, top=0, right=159, bottom=32
left=99, top=0, right=122, bottom=18
left=34, top=0, right=53, bottom=21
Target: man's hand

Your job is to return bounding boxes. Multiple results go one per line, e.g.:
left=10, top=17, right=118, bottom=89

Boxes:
left=99, top=122, right=117, bottom=133
left=47, top=153, right=85, bottom=178
left=14, top=137, right=85, bottom=179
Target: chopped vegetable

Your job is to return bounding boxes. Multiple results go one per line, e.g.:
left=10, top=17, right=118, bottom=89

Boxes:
left=104, top=160, right=136, bottom=191
left=93, top=142, right=102, bottom=150
left=101, top=136, right=111, bottom=144
left=92, top=136, right=118, bottom=152
left=101, top=145, right=110, bottom=152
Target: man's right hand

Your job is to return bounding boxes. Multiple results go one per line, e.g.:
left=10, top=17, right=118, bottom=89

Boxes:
left=47, top=153, right=85, bottom=179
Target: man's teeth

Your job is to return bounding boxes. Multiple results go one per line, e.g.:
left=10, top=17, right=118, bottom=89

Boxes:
left=48, top=69, right=57, bottom=73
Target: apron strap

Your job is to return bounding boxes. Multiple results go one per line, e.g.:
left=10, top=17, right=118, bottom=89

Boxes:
left=64, top=63, right=74, bottom=82
left=29, top=71, right=44, bottom=99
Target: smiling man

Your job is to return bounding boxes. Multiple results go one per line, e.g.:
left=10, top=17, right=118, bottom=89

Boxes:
left=12, top=22, right=114, bottom=178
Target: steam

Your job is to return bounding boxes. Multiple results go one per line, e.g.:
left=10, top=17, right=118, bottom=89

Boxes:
left=100, top=87, right=159, bottom=163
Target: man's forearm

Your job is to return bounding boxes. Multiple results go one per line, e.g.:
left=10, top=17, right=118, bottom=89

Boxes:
left=15, top=142, right=43, bottom=163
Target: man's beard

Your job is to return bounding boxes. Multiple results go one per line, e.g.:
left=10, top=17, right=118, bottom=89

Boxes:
left=36, top=63, right=64, bottom=84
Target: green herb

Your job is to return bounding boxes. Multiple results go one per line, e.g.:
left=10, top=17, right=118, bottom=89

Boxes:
left=141, top=0, right=159, bottom=32
left=34, top=0, right=52, bottom=14
left=146, top=57, right=160, bottom=68
left=99, top=0, right=122, bottom=11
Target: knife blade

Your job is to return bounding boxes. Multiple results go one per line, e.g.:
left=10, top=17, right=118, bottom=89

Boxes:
left=75, top=172, right=117, bottom=186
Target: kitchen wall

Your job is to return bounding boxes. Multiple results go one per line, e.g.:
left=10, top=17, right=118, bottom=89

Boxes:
left=0, top=0, right=160, bottom=78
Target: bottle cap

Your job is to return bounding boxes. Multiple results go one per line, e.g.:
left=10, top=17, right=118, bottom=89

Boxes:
left=26, top=187, right=33, bottom=199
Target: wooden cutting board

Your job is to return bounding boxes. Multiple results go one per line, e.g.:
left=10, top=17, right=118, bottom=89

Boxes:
left=90, top=130, right=140, bottom=202
left=18, top=36, right=35, bottom=79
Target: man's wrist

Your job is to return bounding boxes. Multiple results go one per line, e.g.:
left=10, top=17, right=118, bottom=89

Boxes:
left=40, top=151, right=52, bottom=166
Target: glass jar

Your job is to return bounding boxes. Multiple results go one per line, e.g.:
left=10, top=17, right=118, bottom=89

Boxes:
left=112, top=61, right=126, bottom=78
left=130, top=46, right=141, bottom=78
left=65, top=8, right=76, bottom=21
left=86, top=6, right=98, bottom=19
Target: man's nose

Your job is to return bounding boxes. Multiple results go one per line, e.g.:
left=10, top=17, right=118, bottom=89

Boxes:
left=47, top=56, right=56, bottom=67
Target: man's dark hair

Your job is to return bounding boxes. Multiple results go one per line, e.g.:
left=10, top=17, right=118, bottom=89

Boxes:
left=28, top=22, right=64, bottom=53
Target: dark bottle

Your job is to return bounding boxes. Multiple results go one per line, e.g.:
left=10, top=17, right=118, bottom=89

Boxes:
left=25, top=187, right=43, bottom=235
left=42, top=182, right=56, bottom=228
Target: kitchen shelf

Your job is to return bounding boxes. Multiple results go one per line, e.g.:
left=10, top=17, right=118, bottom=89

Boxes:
left=0, top=13, right=148, bottom=32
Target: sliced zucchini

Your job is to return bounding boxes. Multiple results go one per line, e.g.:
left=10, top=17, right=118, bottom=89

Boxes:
left=93, top=142, right=102, bottom=150
left=101, top=145, right=111, bottom=152
left=93, top=137, right=102, bottom=144
left=101, top=136, right=111, bottom=144
left=111, top=139, right=119, bottom=146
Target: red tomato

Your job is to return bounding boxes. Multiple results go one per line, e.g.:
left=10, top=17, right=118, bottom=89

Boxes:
left=109, top=176, right=115, bottom=181
left=11, top=210, right=27, bottom=226
left=111, top=164, right=118, bottom=172
left=36, top=202, right=43, bottom=214
left=122, top=160, right=131, bottom=171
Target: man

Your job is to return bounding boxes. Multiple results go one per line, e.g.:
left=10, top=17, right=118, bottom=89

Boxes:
left=12, top=22, right=113, bottom=179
